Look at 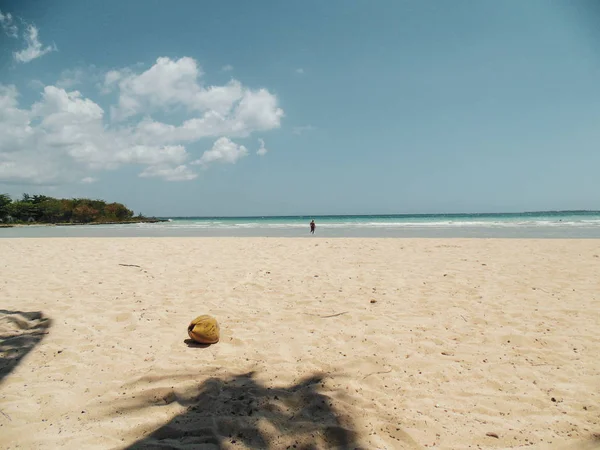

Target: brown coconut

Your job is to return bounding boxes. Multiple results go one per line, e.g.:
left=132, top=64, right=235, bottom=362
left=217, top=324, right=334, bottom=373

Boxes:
left=187, top=315, right=220, bottom=344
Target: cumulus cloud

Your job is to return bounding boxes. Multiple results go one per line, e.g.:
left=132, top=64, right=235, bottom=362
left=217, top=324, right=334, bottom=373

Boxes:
left=221, top=64, right=233, bottom=72
left=103, top=69, right=123, bottom=86
left=14, top=24, right=56, bottom=63
left=257, top=138, right=268, bottom=156
left=0, top=9, right=18, bottom=38
left=193, top=137, right=248, bottom=167
left=128, top=89, right=283, bottom=145
left=139, top=165, right=197, bottom=181
left=113, top=144, right=188, bottom=166
left=106, top=57, right=238, bottom=120
left=106, top=57, right=284, bottom=127
left=56, top=68, right=86, bottom=89
left=0, top=84, right=192, bottom=184
left=0, top=56, right=284, bottom=185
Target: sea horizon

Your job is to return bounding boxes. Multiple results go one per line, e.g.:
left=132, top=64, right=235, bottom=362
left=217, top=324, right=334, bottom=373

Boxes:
left=2, top=210, right=600, bottom=239
left=160, top=209, right=600, bottom=220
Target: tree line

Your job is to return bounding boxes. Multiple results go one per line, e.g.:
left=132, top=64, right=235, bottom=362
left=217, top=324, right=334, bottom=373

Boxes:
left=0, top=193, right=146, bottom=224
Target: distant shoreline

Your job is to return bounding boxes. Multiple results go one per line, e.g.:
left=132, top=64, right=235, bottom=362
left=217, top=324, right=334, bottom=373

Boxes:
left=161, top=210, right=600, bottom=220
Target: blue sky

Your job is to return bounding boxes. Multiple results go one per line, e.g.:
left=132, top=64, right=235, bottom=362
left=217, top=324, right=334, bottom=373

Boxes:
left=1, top=0, right=599, bottom=216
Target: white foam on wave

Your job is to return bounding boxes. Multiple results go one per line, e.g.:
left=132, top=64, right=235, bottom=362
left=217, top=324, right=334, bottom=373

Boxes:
left=131, top=218, right=600, bottom=230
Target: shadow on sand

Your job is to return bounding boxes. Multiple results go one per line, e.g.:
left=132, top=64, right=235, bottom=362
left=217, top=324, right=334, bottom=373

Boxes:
left=124, top=371, right=361, bottom=449
left=0, top=309, right=52, bottom=383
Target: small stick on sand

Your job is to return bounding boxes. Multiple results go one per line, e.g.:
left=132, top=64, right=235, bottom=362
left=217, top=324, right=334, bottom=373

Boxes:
left=0, top=410, right=11, bottom=421
left=363, top=368, right=393, bottom=380
left=532, top=287, right=551, bottom=294
left=303, top=311, right=348, bottom=318
left=119, top=264, right=141, bottom=268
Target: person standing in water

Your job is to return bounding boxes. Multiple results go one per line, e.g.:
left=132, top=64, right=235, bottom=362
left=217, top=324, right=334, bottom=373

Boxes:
left=310, top=219, right=316, bottom=234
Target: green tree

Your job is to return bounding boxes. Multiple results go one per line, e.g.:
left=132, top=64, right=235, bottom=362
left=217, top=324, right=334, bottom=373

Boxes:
left=104, top=202, right=134, bottom=220
left=0, top=194, right=12, bottom=220
left=0, top=193, right=144, bottom=224
left=72, top=204, right=99, bottom=223
left=59, top=199, right=74, bottom=222
left=37, top=199, right=65, bottom=223
left=32, top=194, right=53, bottom=204
left=8, top=201, right=39, bottom=222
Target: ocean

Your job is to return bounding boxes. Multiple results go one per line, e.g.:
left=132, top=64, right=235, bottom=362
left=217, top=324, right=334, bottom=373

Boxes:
left=2, top=211, right=600, bottom=238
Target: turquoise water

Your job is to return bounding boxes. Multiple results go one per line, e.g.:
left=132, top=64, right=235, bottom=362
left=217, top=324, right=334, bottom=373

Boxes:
left=164, top=211, right=600, bottom=229
left=2, top=211, right=600, bottom=238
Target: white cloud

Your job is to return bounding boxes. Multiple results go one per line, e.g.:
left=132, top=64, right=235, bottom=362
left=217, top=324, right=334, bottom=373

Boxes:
left=102, top=70, right=123, bottom=89
left=295, top=68, right=304, bottom=75
left=0, top=85, right=35, bottom=156
left=139, top=165, right=197, bottom=181
left=293, top=125, right=315, bottom=135
left=0, top=9, right=18, bottom=38
left=80, top=177, right=97, bottom=184
left=14, top=24, right=56, bottom=63
left=56, top=68, right=85, bottom=89
left=1, top=10, right=56, bottom=64
left=114, top=145, right=188, bottom=166
left=257, top=138, right=268, bottom=156
left=221, top=64, right=233, bottom=72
left=0, top=84, right=193, bottom=184
left=107, top=56, right=230, bottom=120
left=130, top=88, right=284, bottom=145
left=193, top=137, right=248, bottom=166
left=233, top=89, right=283, bottom=132
left=107, top=57, right=283, bottom=128
left=0, top=56, right=284, bottom=185
left=109, top=57, right=202, bottom=119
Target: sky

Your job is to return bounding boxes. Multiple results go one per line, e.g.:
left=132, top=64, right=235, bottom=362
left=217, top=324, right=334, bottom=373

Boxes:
left=1, top=0, right=600, bottom=216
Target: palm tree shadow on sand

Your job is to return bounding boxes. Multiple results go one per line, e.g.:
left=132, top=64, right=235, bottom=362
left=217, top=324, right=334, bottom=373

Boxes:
left=0, top=309, right=52, bottom=383
left=125, top=371, right=361, bottom=450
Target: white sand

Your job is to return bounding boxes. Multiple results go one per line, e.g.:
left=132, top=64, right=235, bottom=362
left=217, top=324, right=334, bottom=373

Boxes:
left=0, top=238, right=599, bottom=449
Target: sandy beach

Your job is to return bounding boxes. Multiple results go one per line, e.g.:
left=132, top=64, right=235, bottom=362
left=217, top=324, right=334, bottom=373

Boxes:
left=0, top=238, right=599, bottom=449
